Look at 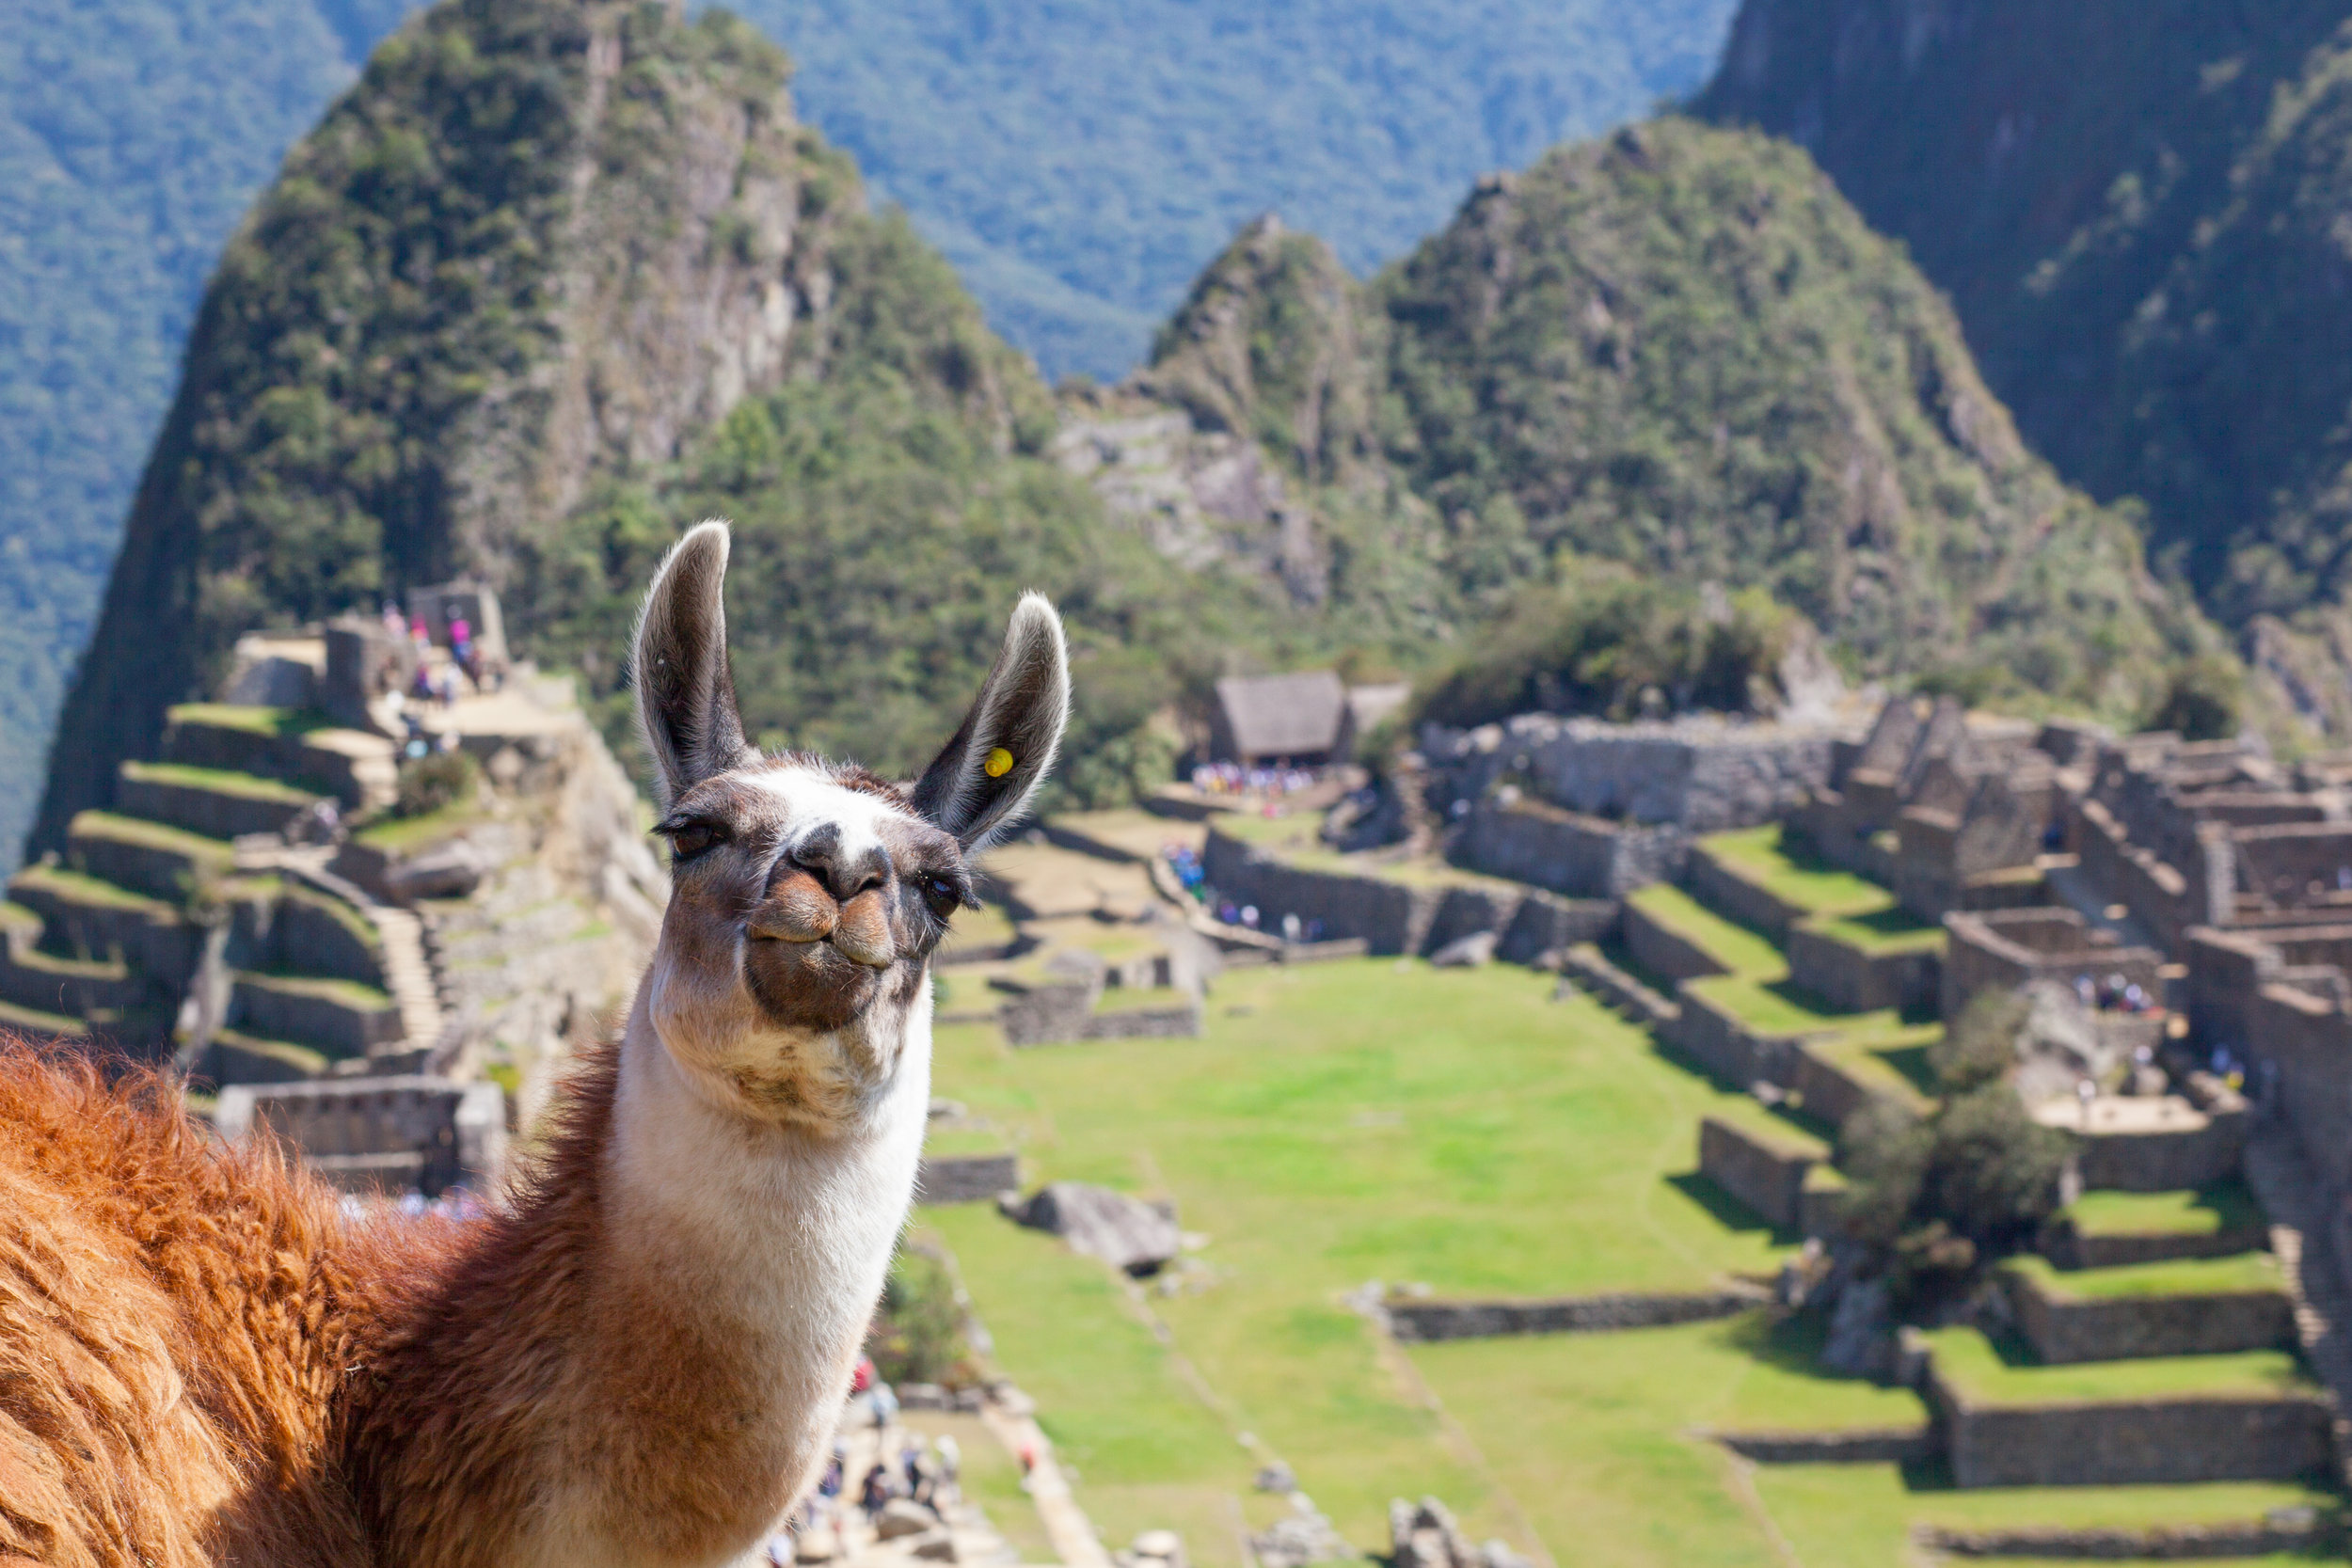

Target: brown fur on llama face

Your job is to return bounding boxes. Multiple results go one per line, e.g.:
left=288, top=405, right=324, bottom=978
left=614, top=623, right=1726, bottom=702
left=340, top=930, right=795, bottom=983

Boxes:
left=0, top=518, right=1068, bottom=1568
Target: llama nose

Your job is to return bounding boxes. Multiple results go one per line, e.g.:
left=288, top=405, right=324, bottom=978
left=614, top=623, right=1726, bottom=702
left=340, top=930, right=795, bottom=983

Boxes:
left=791, top=825, right=893, bottom=902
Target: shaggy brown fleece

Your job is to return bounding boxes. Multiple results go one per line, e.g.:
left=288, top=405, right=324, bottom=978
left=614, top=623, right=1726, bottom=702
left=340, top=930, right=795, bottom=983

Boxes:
left=0, top=1041, right=620, bottom=1567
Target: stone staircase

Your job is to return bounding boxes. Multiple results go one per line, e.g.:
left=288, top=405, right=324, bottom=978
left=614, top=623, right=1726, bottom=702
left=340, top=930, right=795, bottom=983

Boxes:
left=2242, top=1112, right=2352, bottom=1485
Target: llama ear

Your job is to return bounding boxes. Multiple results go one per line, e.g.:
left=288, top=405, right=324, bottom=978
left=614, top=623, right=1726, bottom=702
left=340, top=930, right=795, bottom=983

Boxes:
left=912, top=594, right=1071, bottom=851
left=633, top=520, right=756, bottom=810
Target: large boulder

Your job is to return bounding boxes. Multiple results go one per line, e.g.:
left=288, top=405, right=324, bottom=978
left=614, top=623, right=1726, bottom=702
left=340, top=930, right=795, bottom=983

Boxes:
left=1006, top=1181, right=1181, bottom=1275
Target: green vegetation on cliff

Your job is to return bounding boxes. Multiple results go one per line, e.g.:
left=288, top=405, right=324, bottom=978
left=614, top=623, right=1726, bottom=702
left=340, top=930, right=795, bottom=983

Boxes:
left=1149, top=120, right=2221, bottom=722
left=31, top=0, right=854, bottom=852
left=1697, top=1, right=2352, bottom=729
left=0, top=0, right=420, bottom=872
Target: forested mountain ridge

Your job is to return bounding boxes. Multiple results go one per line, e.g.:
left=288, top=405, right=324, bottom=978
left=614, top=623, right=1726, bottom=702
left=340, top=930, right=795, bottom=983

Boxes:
left=0, top=0, right=1743, bottom=871
left=0, top=0, right=421, bottom=872
left=31, top=0, right=876, bottom=850
left=1137, top=122, right=2219, bottom=717
left=36, top=0, right=2240, bottom=859
left=1696, top=0, right=2352, bottom=732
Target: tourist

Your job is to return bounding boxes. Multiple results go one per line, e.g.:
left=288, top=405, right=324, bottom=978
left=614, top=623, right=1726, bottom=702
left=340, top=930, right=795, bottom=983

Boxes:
left=451, top=613, right=477, bottom=689
left=933, top=1434, right=960, bottom=1505
left=858, top=1463, right=892, bottom=1523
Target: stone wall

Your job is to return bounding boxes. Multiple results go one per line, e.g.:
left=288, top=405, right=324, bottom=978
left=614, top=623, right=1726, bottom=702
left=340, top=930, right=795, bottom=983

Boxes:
left=1787, top=924, right=1941, bottom=1014
left=1383, top=1285, right=1769, bottom=1341
left=216, top=1074, right=505, bottom=1198
left=1685, top=846, right=1805, bottom=941
left=1622, top=903, right=1729, bottom=984
left=1495, top=892, right=1616, bottom=964
left=228, top=974, right=404, bottom=1059
left=1941, top=907, right=2162, bottom=1022
left=2046, top=1100, right=2249, bottom=1192
left=1661, top=988, right=1808, bottom=1087
left=1451, top=799, right=1686, bottom=898
left=917, top=1151, right=1019, bottom=1204
left=1697, top=1115, right=1818, bottom=1229
left=1202, top=827, right=1435, bottom=955
left=2040, top=1215, right=2272, bottom=1271
left=1787, top=1041, right=1913, bottom=1131
left=1424, top=713, right=1844, bottom=834
left=1931, top=1377, right=2331, bottom=1487
left=2069, top=798, right=2206, bottom=954
left=2004, top=1267, right=2293, bottom=1364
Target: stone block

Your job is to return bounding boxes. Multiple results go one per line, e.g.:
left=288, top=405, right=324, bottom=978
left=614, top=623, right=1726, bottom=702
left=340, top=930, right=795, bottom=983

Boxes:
left=1382, top=1285, right=1768, bottom=1341
left=2003, top=1264, right=2292, bottom=1364
left=1787, top=922, right=1940, bottom=1014
left=228, top=973, right=402, bottom=1059
left=1621, top=902, right=1728, bottom=983
left=1697, top=1115, right=1819, bottom=1229
left=916, top=1151, right=1018, bottom=1204
left=1494, top=892, right=1615, bottom=964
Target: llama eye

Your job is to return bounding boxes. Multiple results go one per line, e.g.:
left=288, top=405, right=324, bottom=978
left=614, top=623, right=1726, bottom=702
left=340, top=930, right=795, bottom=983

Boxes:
left=667, top=821, right=724, bottom=861
left=923, top=877, right=961, bottom=917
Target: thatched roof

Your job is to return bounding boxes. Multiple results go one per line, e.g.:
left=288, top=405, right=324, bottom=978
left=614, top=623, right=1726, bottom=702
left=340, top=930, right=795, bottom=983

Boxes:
left=1213, top=670, right=1347, bottom=760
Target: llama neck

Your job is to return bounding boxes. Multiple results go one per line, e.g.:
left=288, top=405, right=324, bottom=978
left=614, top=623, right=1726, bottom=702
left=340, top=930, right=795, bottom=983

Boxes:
left=368, top=987, right=933, bottom=1568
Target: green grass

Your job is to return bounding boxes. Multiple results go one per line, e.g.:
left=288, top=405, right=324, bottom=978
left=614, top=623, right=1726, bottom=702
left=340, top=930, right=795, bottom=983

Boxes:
left=1627, top=884, right=1786, bottom=977
left=1412, top=1314, right=1926, bottom=1567
left=9, top=864, right=173, bottom=913
left=927, top=958, right=1809, bottom=1560
left=1752, top=1466, right=2340, bottom=1568
left=1682, top=974, right=1868, bottom=1037
left=0, top=997, right=87, bottom=1036
left=1701, top=1095, right=1830, bottom=1161
left=1799, top=909, right=1946, bottom=956
left=234, top=971, right=395, bottom=1010
left=2065, top=1181, right=2265, bottom=1239
left=166, top=703, right=327, bottom=737
left=2006, top=1252, right=2283, bottom=1301
left=354, top=801, right=485, bottom=851
left=67, top=810, right=236, bottom=861
left=1697, top=827, right=1894, bottom=917
left=119, top=760, right=317, bottom=803
left=280, top=885, right=382, bottom=954
left=939, top=901, right=1020, bottom=959
left=1924, top=1327, right=2314, bottom=1405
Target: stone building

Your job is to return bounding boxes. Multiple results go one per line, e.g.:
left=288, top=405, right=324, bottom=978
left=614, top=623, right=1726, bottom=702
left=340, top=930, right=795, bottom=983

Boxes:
left=1429, top=711, right=1851, bottom=897
left=3, top=620, right=663, bottom=1195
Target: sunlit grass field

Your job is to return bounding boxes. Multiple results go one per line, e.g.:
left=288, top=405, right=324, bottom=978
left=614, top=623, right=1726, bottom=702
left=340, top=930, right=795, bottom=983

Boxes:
left=918, top=955, right=2340, bottom=1565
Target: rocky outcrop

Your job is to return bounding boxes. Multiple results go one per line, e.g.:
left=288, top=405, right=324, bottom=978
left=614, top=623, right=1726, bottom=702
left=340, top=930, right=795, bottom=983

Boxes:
left=32, top=0, right=861, bottom=857
left=1004, top=1181, right=1182, bottom=1275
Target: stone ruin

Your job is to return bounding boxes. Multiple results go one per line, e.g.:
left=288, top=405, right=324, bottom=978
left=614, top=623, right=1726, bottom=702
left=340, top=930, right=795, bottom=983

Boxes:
left=10, top=593, right=663, bottom=1196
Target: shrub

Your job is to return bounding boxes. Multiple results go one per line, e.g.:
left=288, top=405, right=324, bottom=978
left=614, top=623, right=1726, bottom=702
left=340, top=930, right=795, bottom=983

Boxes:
left=1414, top=565, right=1801, bottom=730
left=1836, top=1079, right=2071, bottom=1313
left=869, top=1245, right=976, bottom=1388
left=2145, top=651, right=2246, bottom=741
left=1929, top=990, right=2030, bottom=1094
left=394, top=747, right=479, bottom=818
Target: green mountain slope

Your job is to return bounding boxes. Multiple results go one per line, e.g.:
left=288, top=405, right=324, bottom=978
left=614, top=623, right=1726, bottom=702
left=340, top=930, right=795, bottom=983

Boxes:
left=0, top=0, right=423, bottom=873
left=1696, top=2, right=2352, bottom=719
left=1142, top=121, right=2216, bottom=714
left=739, top=0, right=1741, bottom=378
left=29, top=0, right=870, bottom=851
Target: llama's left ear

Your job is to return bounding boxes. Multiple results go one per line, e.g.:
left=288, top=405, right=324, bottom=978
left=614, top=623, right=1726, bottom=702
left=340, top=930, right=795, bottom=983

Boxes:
left=912, top=594, right=1071, bottom=851
left=633, top=519, right=757, bottom=811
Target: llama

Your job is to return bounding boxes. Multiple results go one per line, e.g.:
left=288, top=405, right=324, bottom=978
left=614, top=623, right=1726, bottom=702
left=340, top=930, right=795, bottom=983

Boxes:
left=0, top=520, right=1069, bottom=1568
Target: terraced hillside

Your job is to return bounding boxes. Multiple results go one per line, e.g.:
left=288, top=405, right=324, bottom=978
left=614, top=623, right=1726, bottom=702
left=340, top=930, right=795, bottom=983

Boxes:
left=0, top=703, right=428, bottom=1086
left=905, top=800, right=2344, bottom=1565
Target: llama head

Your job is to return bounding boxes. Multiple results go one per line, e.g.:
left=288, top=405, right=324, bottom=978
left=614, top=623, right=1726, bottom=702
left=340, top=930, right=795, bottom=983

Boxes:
left=631, top=520, right=1068, bottom=1128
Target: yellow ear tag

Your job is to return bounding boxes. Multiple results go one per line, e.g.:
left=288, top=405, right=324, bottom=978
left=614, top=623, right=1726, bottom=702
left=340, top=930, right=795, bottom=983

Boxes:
left=983, top=747, right=1016, bottom=779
